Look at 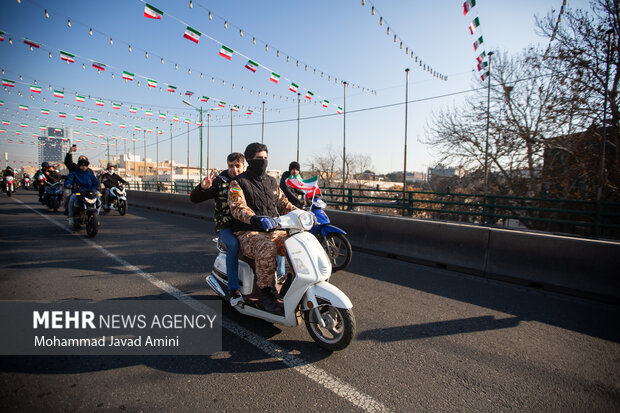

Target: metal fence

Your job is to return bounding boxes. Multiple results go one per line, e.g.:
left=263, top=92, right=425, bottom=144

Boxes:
left=126, top=181, right=620, bottom=240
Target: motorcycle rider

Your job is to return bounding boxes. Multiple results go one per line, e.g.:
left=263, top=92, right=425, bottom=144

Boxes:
left=280, top=161, right=306, bottom=208
left=100, top=163, right=128, bottom=211
left=190, top=152, right=246, bottom=306
left=228, top=143, right=297, bottom=315
left=21, top=172, right=31, bottom=188
left=63, top=145, right=89, bottom=212
left=2, top=166, right=15, bottom=192
left=38, top=164, right=62, bottom=203
left=64, top=157, right=99, bottom=227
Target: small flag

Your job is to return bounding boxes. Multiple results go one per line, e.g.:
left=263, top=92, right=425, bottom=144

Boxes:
left=322, top=100, right=329, bottom=108
left=135, top=126, right=141, bottom=131
left=473, top=36, right=483, bottom=51
left=232, top=105, right=239, bottom=112
left=305, top=91, right=313, bottom=100
left=173, top=116, right=179, bottom=122
left=75, top=94, right=86, bottom=102
left=195, top=122, right=201, bottom=127
left=40, top=109, right=50, bottom=115
left=58, top=112, right=66, bottom=118
left=0, top=31, right=4, bottom=41
left=75, top=115, right=83, bottom=121
left=289, top=82, right=298, bottom=93
left=167, top=85, right=176, bottom=92
left=469, top=17, right=480, bottom=35
left=146, top=128, right=153, bottom=133
left=218, top=101, right=226, bottom=108
left=147, top=79, right=157, bottom=88
left=60, top=51, right=75, bottom=63
left=0, top=100, right=3, bottom=106
left=53, top=90, right=64, bottom=98
left=120, top=123, right=126, bottom=128
left=245, top=59, right=258, bottom=72
left=23, top=39, right=40, bottom=49
left=0, top=129, right=4, bottom=133
left=145, top=110, right=153, bottom=117
left=2, top=79, right=15, bottom=87
left=270, top=72, right=280, bottom=83
left=112, top=103, right=121, bottom=109
left=246, top=109, right=253, bottom=115
left=19, top=123, right=27, bottom=128
left=200, top=96, right=209, bottom=102
left=122, top=71, right=134, bottom=81
left=30, top=85, right=42, bottom=93
left=144, top=3, right=163, bottom=19
left=158, top=130, right=162, bottom=135
left=184, top=26, right=201, bottom=43
left=19, top=104, right=28, bottom=111
left=184, top=118, right=190, bottom=124
left=90, top=118, right=98, bottom=124
left=185, top=90, right=194, bottom=96
left=96, top=99, right=104, bottom=107
left=159, top=113, right=166, bottom=119
left=105, top=121, right=112, bottom=126
left=219, top=45, right=233, bottom=60
left=92, top=62, right=106, bottom=71
left=39, top=126, right=46, bottom=130
left=129, top=107, right=137, bottom=113
left=476, top=51, right=487, bottom=63
left=337, top=106, right=343, bottom=114
left=1, top=120, right=9, bottom=125
left=463, top=0, right=476, bottom=16
left=477, top=61, right=488, bottom=71
left=480, top=71, right=490, bottom=81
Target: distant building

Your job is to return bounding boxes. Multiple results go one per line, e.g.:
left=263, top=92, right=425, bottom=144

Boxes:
left=38, top=127, right=71, bottom=165
left=427, top=164, right=465, bottom=182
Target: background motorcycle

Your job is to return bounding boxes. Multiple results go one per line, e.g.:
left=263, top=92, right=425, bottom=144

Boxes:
left=43, top=182, right=63, bottom=212
left=104, top=184, right=128, bottom=215
left=307, top=196, right=353, bottom=272
left=71, top=190, right=101, bottom=237
left=3, top=176, right=15, bottom=197
left=21, top=176, right=31, bottom=189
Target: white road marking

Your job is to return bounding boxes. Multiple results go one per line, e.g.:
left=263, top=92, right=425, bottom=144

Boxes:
left=13, top=197, right=391, bottom=413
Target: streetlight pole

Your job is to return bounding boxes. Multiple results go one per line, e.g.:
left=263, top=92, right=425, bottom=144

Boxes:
left=207, top=113, right=211, bottom=172
left=132, top=133, right=136, bottom=184
left=598, top=28, right=614, bottom=203
left=297, top=92, right=301, bottom=163
left=230, top=108, right=233, bottom=153
left=483, top=51, right=494, bottom=224
left=187, top=121, right=190, bottom=187
left=342, top=81, right=347, bottom=206
left=123, top=137, right=127, bottom=180
left=170, top=122, right=173, bottom=192
left=156, top=126, right=159, bottom=190
left=199, top=106, right=203, bottom=175
left=403, top=68, right=410, bottom=217
left=143, top=130, right=146, bottom=183
left=261, top=101, right=265, bottom=143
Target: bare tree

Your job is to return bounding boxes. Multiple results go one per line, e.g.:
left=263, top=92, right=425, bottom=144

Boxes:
left=309, top=145, right=373, bottom=188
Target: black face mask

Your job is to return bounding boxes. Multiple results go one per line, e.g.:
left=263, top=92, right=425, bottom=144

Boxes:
left=248, top=158, right=268, bottom=176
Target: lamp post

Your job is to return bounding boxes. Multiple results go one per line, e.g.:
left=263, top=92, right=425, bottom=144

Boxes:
left=155, top=126, right=159, bottom=190
left=186, top=121, right=190, bottom=187
left=342, top=81, right=347, bottom=207
left=170, top=122, right=173, bottom=192
left=207, top=113, right=211, bottom=172
left=403, top=68, right=410, bottom=217
left=183, top=100, right=218, bottom=175
left=230, top=108, right=233, bottom=152
left=143, top=130, right=146, bottom=183
left=483, top=51, right=495, bottom=224
left=261, top=101, right=265, bottom=143
left=598, top=28, right=614, bottom=203
left=297, top=92, right=301, bottom=163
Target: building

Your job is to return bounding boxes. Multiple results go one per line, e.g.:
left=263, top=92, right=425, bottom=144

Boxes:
left=38, top=127, right=71, bottom=165
left=427, top=164, right=465, bottom=182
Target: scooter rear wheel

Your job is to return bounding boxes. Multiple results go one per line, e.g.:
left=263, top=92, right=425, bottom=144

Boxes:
left=305, top=303, right=355, bottom=351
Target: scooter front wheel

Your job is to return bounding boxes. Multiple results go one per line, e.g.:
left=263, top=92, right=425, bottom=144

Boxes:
left=323, top=233, right=352, bottom=272
left=117, top=199, right=127, bottom=216
left=86, top=213, right=99, bottom=237
left=305, top=304, right=355, bottom=351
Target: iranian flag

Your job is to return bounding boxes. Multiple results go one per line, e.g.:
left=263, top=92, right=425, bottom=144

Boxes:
left=145, top=110, right=153, bottom=117
left=219, top=45, right=233, bottom=60
left=473, top=36, right=483, bottom=51
left=39, top=126, right=46, bottom=130
left=19, top=123, right=27, bottom=128
left=40, top=109, right=50, bottom=115
left=463, top=0, right=476, bottom=16
left=19, top=105, right=28, bottom=111
left=122, top=71, right=134, bottom=81
left=285, top=175, right=321, bottom=198
left=135, top=126, right=141, bottom=131
left=90, top=118, right=98, bottom=124
left=305, top=91, right=313, bottom=100
left=477, top=61, right=488, bottom=71
left=184, top=118, right=191, bottom=124
left=75, top=94, right=85, bottom=102
left=480, top=71, right=490, bottom=81
left=146, top=128, right=153, bottom=133
left=113, top=103, right=121, bottom=109
left=105, top=121, right=112, bottom=126
left=232, top=105, right=239, bottom=112
left=96, top=99, right=104, bottom=106
left=185, top=90, right=194, bottom=96
left=1, top=120, right=9, bottom=125
left=60, top=51, right=75, bottom=63
left=58, top=112, right=66, bottom=118
left=195, top=122, right=201, bottom=127
left=246, top=109, right=253, bottom=115
left=0, top=129, right=4, bottom=133
left=120, top=123, right=126, bottom=128
left=476, top=51, right=487, bottom=63
left=2, top=79, right=15, bottom=87
left=24, top=39, right=40, bottom=49
left=157, top=130, right=162, bottom=135
left=0, top=100, right=2, bottom=105
left=147, top=79, right=157, bottom=88
left=270, top=72, right=280, bottom=83
left=30, top=85, right=42, bottom=93
left=75, top=115, right=84, bottom=121
left=54, top=90, right=64, bottom=98
left=0, top=31, right=4, bottom=41
left=159, top=113, right=166, bottom=119
left=289, top=82, right=298, bottom=93
left=337, top=106, right=343, bottom=115
left=322, top=99, right=329, bottom=108
left=173, top=116, right=179, bottom=122
left=218, top=101, right=226, bottom=108
left=184, top=26, right=201, bottom=43
left=200, top=96, right=209, bottom=102
left=167, top=85, right=176, bottom=92
left=469, top=17, right=480, bottom=35
left=144, top=3, right=163, bottom=19
left=129, top=107, right=137, bottom=113
left=245, top=60, right=258, bottom=72
left=92, top=62, right=106, bottom=71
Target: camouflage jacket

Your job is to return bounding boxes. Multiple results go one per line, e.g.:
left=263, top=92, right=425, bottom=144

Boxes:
left=189, top=171, right=234, bottom=232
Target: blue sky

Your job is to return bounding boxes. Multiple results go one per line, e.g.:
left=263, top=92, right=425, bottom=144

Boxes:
left=0, top=0, right=587, bottom=173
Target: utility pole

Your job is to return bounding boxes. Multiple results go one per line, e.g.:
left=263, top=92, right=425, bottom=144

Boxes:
left=207, top=113, right=211, bottom=172
left=156, top=126, right=159, bottom=190
left=297, top=92, right=301, bottom=163
left=403, top=68, right=410, bottom=217
left=483, top=51, right=495, bottom=224
left=199, top=106, right=203, bottom=175
left=342, top=81, right=347, bottom=207
left=170, top=122, right=173, bottom=193
left=187, top=122, right=190, bottom=187
left=143, top=130, right=146, bottom=183
left=261, top=101, right=265, bottom=143
left=230, top=108, right=233, bottom=153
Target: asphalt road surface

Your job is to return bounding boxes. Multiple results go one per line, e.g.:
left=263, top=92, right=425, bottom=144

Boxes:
left=1, top=190, right=619, bottom=412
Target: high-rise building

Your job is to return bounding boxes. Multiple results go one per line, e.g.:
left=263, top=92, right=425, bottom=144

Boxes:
left=38, top=127, right=71, bottom=165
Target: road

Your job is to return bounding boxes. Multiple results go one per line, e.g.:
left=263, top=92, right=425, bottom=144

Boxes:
left=1, top=191, right=619, bottom=412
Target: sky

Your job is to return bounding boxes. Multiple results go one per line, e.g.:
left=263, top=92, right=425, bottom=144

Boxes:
left=0, top=0, right=590, bottom=174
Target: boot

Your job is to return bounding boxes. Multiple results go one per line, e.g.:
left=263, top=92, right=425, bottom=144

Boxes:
left=258, top=287, right=284, bottom=316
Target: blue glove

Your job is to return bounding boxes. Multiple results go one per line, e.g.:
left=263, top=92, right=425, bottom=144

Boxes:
left=251, top=215, right=277, bottom=231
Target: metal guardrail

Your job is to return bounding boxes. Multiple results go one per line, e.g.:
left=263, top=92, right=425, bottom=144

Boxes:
left=126, top=181, right=620, bottom=239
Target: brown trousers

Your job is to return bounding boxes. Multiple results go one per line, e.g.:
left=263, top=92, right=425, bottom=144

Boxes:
left=236, top=231, right=288, bottom=289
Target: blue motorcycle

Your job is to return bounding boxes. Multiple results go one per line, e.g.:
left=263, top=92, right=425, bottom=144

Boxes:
left=308, top=196, right=352, bottom=272
left=43, top=182, right=63, bottom=212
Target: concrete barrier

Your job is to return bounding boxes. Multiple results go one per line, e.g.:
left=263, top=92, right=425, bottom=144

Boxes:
left=127, top=190, right=620, bottom=302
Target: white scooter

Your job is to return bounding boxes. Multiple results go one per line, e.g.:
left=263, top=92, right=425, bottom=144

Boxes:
left=206, top=209, right=356, bottom=351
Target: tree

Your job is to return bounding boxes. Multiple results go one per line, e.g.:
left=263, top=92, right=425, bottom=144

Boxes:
left=308, top=145, right=373, bottom=188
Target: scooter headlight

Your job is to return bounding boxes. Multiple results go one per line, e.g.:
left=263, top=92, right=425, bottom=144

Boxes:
left=298, top=211, right=315, bottom=230
left=314, top=199, right=327, bottom=209
left=85, top=197, right=97, bottom=204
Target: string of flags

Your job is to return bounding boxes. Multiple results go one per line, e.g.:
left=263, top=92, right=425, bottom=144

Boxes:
left=463, top=0, right=490, bottom=81
left=360, top=0, right=447, bottom=81
left=141, top=2, right=346, bottom=113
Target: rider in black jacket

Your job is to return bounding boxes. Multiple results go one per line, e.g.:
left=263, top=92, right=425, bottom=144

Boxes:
left=100, top=163, right=128, bottom=210
left=279, top=161, right=306, bottom=208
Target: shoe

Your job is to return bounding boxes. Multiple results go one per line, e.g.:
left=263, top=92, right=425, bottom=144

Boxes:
left=229, top=289, right=244, bottom=307
left=276, top=272, right=289, bottom=285
left=258, top=287, right=284, bottom=316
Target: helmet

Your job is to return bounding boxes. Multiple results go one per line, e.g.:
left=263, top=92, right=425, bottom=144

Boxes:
left=42, top=162, right=50, bottom=168
left=77, top=157, right=90, bottom=167
left=106, top=163, right=116, bottom=170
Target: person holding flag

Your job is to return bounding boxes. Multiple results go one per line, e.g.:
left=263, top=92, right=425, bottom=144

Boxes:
left=279, top=161, right=306, bottom=208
